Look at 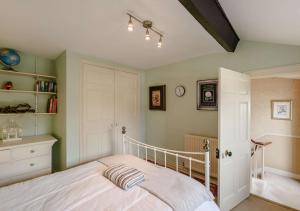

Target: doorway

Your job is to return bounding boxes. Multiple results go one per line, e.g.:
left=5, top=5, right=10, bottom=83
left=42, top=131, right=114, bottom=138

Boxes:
left=248, top=66, right=300, bottom=210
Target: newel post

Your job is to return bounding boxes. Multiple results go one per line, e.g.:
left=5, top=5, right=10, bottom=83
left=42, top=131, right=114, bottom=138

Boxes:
left=203, top=139, right=210, bottom=190
left=122, top=126, right=126, bottom=154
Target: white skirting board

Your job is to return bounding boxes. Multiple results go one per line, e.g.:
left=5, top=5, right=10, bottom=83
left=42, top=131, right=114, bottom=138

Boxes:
left=264, top=167, right=300, bottom=180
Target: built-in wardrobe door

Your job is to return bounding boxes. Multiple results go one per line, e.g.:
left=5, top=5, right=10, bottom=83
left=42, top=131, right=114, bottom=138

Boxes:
left=81, top=63, right=115, bottom=162
left=115, top=71, right=139, bottom=154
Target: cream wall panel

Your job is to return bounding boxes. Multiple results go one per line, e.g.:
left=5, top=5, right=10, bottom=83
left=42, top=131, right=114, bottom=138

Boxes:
left=251, top=78, right=300, bottom=174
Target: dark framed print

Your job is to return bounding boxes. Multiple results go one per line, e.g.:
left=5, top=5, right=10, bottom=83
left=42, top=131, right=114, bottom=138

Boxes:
left=149, top=85, right=166, bottom=110
left=197, top=79, right=218, bottom=110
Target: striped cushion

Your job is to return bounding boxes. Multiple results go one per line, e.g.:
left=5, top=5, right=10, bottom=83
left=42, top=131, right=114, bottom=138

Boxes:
left=104, top=164, right=145, bottom=191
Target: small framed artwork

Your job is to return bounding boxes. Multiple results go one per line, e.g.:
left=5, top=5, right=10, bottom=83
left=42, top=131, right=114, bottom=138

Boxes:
left=149, top=85, right=166, bottom=110
left=197, top=79, right=218, bottom=110
left=271, top=100, right=292, bottom=120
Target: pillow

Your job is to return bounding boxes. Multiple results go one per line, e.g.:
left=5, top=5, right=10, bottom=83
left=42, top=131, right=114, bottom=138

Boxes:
left=104, top=164, right=145, bottom=191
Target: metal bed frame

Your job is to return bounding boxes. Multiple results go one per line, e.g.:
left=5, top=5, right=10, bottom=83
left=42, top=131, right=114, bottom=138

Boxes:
left=121, top=126, right=211, bottom=189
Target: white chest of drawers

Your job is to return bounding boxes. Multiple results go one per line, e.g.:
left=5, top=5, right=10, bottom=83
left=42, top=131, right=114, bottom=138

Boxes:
left=0, top=135, right=57, bottom=187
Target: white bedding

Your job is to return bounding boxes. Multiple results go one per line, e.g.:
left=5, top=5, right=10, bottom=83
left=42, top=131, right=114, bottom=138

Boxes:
left=0, top=155, right=220, bottom=211
left=100, top=155, right=215, bottom=211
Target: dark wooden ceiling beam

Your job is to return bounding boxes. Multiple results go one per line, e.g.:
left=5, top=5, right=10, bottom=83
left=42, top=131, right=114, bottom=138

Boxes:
left=178, top=0, right=239, bottom=52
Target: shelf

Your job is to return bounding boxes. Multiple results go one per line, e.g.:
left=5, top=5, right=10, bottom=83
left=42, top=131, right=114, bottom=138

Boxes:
left=36, top=113, right=57, bottom=115
left=0, top=89, right=56, bottom=95
left=0, top=69, right=56, bottom=79
left=0, top=113, right=56, bottom=116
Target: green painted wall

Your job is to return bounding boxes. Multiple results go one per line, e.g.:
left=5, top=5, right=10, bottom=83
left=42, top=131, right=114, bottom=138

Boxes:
left=0, top=51, right=55, bottom=137
left=145, top=40, right=300, bottom=151
left=7, top=40, right=300, bottom=171
left=53, top=51, right=67, bottom=171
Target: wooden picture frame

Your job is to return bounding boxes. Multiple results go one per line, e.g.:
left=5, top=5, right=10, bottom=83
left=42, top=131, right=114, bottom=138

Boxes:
left=197, top=79, right=218, bottom=110
left=149, top=85, right=166, bottom=111
left=271, top=100, right=292, bottom=120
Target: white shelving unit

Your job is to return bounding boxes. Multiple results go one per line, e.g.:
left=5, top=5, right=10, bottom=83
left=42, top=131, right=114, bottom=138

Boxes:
left=0, top=113, right=56, bottom=116
left=0, top=69, right=56, bottom=79
left=0, top=63, right=57, bottom=136
left=0, top=89, right=56, bottom=95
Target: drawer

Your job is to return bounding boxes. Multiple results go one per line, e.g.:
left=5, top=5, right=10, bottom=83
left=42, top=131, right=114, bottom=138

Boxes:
left=0, top=155, right=51, bottom=180
left=0, top=150, right=11, bottom=163
left=11, top=144, right=51, bottom=160
left=13, top=155, right=51, bottom=177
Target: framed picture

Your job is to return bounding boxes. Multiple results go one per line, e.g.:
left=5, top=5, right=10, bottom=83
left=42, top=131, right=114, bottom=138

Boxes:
left=271, top=100, right=292, bottom=120
left=197, top=79, right=218, bottom=110
left=149, top=85, right=166, bottom=110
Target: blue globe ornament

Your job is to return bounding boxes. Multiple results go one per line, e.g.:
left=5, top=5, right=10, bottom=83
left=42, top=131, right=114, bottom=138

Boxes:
left=0, top=48, right=21, bottom=71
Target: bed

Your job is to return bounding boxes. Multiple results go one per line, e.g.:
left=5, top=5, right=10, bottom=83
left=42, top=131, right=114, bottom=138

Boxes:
left=0, top=127, right=220, bottom=211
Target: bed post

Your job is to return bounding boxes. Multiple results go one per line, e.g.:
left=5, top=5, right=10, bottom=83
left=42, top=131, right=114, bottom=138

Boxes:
left=122, top=126, right=126, bottom=154
left=203, top=139, right=210, bottom=190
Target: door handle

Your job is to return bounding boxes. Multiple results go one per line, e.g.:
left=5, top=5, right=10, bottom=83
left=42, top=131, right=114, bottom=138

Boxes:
left=216, top=148, right=220, bottom=159
left=225, top=150, right=232, bottom=157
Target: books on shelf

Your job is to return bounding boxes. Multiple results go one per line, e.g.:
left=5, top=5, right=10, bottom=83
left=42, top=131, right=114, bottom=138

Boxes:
left=48, top=96, right=58, bottom=113
left=36, top=80, right=57, bottom=93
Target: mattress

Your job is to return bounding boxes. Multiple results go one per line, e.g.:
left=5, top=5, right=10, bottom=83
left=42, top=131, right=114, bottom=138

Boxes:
left=0, top=155, right=220, bottom=211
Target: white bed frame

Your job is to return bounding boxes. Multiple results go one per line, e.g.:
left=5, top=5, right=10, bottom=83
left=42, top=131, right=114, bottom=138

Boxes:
left=121, top=127, right=210, bottom=190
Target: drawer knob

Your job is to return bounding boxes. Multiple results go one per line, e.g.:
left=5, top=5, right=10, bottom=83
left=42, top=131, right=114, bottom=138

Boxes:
left=30, top=150, right=35, bottom=153
left=30, top=163, right=35, bottom=167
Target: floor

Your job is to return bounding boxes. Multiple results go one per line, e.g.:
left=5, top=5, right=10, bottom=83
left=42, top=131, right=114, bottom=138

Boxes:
left=251, top=172, right=300, bottom=210
left=232, top=195, right=296, bottom=211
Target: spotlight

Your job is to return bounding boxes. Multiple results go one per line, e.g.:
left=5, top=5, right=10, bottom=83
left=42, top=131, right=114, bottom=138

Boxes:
left=157, top=36, right=162, bottom=48
left=128, top=16, right=133, bottom=31
left=145, top=28, right=150, bottom=40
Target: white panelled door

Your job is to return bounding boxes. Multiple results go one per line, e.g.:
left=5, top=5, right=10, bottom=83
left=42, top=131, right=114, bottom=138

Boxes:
left=81, top=64, right=115, bottom=162
left=115, top=71, right=139, bottom=154
left=218, top=68, right=251, bottom=211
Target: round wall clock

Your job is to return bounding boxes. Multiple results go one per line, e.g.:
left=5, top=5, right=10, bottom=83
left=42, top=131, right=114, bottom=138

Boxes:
left=175, top=85, right=185, bottom=97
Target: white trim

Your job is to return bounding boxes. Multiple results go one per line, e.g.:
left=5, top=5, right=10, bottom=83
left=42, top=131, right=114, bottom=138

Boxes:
left=80, top=59, right=140, bottom=74
left=247, top=64, right=300, bottom=79
left=265, top=167, right=300, bottom=180
left=253, top=133, right=300, bottom=140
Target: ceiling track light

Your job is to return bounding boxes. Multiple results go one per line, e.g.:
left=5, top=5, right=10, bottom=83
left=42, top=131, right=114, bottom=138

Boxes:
left=126, top=13, right=164, bottom=48
left=128, top=16, right=133, bottom=31
left=157, top=36, right=162, bottom=48
left=145, top=28, right=150, bottom=40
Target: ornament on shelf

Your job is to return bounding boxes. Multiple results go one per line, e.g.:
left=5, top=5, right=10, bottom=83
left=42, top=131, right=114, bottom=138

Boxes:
left=0, top=103, right=35, bottom=113
left=0, top=48, right=21, bottom=71
left=1, top=119, right=23, bottom=143
left=3, top=81, right=13, bottom=90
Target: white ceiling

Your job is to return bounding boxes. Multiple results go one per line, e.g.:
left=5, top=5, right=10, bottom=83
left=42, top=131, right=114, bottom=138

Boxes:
left=219, top=0, right=300, bottom=46
left=0, top=0, right=225, bottom=69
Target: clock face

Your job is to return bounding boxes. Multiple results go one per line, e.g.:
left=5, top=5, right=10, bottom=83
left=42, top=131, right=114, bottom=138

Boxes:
left=175, top=85, right=185, bottom=97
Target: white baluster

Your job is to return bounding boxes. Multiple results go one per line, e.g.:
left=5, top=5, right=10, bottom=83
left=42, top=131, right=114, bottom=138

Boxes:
left=154, top=149, right=157, bottom=165
left=164, top=151, right=167, bottom=168
left=189, top=157, right=192, bottom=177
left=176, top=154, right=178, bottom=172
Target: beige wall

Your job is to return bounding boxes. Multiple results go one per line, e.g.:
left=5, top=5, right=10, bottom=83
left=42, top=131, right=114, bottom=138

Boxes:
left=251, top=78, right=300, bottom=175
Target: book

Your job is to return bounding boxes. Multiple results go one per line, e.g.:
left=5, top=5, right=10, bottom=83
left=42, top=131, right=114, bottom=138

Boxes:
left=40, top=81, right=44, bottom=92
left=45, top=82, right=49, bottom=92
left=53, top=82, right=57, bottom=93
left=49, top=82, right=53, bottom=92
left=53, top=97, right=57, bottom=113
left=48, top=97, right=53, bottom=113
left=36, top=81, right=40, bottom=92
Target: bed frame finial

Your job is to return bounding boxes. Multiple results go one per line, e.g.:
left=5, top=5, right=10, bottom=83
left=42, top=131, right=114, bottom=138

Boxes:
left=203, top=139, right=210, bottom=152
left=122, top=126, right=127, bottom=134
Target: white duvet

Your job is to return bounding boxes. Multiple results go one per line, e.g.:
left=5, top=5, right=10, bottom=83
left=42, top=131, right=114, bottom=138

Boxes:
left=0, top=155, right=219, bottom=211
